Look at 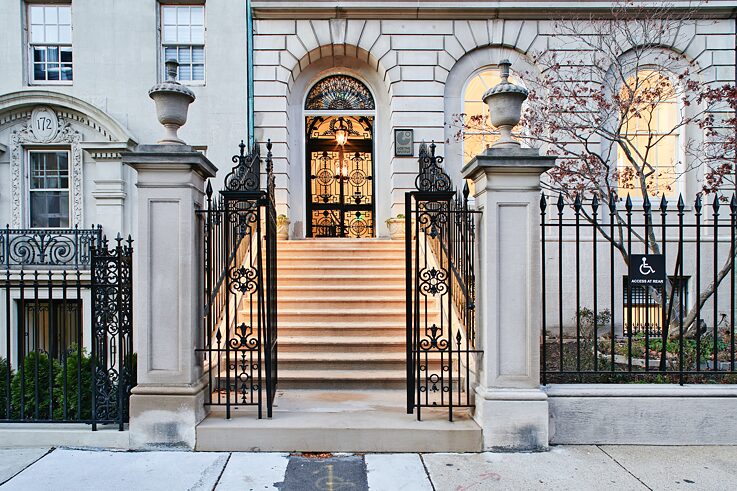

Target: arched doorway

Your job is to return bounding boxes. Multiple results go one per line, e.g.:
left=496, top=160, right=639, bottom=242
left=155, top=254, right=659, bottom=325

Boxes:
left=304, top=75, right=375, bottom=238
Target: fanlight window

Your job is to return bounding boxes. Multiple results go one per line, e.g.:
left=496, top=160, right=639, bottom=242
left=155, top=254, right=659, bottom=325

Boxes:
left=617, top=70, right=679, bottom=198
left=305, top=75, right=375, bottom=111
left=462, top=68, right=524, bottom=160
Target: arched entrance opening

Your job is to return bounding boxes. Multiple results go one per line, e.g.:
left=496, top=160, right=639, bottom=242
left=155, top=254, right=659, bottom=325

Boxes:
left=304, top=75, right=375, bottom=238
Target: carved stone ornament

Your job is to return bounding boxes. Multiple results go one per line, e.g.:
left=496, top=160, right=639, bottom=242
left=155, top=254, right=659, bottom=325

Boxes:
left=30, top=106, right=60, bottom=142
left=10, top=107, right=84, bottom=227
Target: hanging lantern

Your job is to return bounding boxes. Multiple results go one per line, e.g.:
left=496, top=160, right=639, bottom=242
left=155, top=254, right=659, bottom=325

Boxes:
left=334, top=117, right=349, bottom=146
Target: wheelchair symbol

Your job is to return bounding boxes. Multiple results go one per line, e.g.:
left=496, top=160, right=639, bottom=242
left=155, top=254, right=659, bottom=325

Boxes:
left=639, top=257, right=656, bottom=276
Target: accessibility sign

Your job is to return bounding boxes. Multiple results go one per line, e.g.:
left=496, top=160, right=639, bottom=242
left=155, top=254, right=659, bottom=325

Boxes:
left=629, top=254, right=665, bottom=286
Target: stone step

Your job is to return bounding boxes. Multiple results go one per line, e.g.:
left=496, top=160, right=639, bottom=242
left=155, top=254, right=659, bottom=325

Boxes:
left=276, top=309, right=429, bottom=323
left=278, top=265, right=405, bottom=275
left=196, top=390, right=482, bottom=452
left=278, top=258, right=405, bottom=268
left=277, top=369, right=406, bottom=389
left=278, top=243, right=404, bottom=253
left=278, top=274, right=405, bottom=286
left=277, top=297, right=413, bottom=310
left=278, top=322, right=405, bottom=336
left=277, top=254, right=404, bottom=263
left=278, top=285, right=407, bottom=298
left=277, top=351, right=446, bottom=371
left=278, top=335, right=405, bottom=353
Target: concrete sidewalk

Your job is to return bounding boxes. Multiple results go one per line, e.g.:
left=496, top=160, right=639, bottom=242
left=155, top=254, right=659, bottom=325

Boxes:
left=1, top=446, right=736, bottom=490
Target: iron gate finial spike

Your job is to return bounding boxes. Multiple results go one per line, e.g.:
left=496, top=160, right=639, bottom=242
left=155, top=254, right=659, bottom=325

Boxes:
left=730, top=193, right=737, bottom=212
left=540, top=193, right=547, bottom=211
left=660, top=194, right=668, bottom=212
left=695, top=194, right=703, bottom=212
left=677, top=193, right=685, bottom=212
left=712, top=193, right=721, bottom=212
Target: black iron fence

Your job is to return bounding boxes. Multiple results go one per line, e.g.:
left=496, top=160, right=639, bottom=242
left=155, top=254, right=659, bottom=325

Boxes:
left=1, top=230, right=134, bottom=429
left=406, top=142, right=482, bottom=421
left=197, top=141, right=278, bottom=419
left=541, top=192, right=737, bottom=384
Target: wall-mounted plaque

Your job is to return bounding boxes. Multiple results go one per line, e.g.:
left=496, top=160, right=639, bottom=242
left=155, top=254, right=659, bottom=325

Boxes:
left=31, top=106, right=60, bottom=143
left=394, top=129, right=414, bottom=157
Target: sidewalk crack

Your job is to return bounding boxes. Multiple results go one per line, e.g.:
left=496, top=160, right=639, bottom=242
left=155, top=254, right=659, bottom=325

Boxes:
left=418, top=453, right=437, bottom=491
left=0, top=447, right=55, bottom=487
left=210, top=452, right=232, bottom=491
left=597, top=445, right=652, bottom=490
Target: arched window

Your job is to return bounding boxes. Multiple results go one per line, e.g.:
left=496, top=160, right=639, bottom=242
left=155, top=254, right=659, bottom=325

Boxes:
left=461, top=67, right=523, bottom=161
left=617, top=70, right=679, bottom=198
left=305, top=75, right=375, bottom=111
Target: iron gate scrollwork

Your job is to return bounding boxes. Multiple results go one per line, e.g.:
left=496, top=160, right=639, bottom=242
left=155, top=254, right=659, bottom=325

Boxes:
left=406, top=142, right=482, bottom=421
left=91, top=234, right=134, bottom=430
left=198, top=140, right=278, bottom=419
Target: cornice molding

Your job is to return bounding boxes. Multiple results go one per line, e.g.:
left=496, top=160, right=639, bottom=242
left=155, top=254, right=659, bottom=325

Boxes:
left=252, top=1, right=737, bottom=19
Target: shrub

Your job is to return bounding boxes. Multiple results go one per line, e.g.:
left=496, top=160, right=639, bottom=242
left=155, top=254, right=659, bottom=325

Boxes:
left=53, top=347, right=92, bottom=421
left=0, top=357, right=11, bottom=419
left=10, top=352, right=61, bottom=420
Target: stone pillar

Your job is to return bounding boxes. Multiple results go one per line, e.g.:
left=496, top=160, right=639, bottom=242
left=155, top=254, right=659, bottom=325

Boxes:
left=462, top=147, right=554, bottom=451
left=122, top=145, right=216, bottom=449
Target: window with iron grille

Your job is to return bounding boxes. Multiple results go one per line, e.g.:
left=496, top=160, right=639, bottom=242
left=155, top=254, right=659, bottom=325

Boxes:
left=28, top=4, right=73, bottom=82
left=161, top=5, right=205, bottom=82
left=28, top=150, right=71, bottom=228
left=19, top=300, right=82, bottom=361
left=622, top=276, right=689, bottom=335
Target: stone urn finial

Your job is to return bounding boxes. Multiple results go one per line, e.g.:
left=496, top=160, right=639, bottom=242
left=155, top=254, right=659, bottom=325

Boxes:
left=482, top=59, right=528, bottom=148
left=148, top=59, right=195, bottom=144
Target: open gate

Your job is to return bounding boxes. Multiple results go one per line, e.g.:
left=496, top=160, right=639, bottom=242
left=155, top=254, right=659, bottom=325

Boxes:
left=405, top=143, right=482, bottom=421
left=197, top=141, right=278, bottom=419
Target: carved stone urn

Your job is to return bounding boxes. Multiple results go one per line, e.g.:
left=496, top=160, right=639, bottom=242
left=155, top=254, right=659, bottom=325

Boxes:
left=482, top=59, right=528, bottom=148
left=148, top=59, right=195, bottom=144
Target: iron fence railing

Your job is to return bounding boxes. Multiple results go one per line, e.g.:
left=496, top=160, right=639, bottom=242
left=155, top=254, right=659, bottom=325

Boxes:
left=541, top=192, right=737, bottom=384
left=1, top=234, right=134, bottom=429
left=406, top=142, right=482, bottom=421
left=197, top=140, right=278, bottom=419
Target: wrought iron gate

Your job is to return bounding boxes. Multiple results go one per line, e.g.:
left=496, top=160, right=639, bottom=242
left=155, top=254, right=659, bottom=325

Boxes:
left=197, top=141, right=278, bottom=419
left=405, top=143, right=482, bottom=421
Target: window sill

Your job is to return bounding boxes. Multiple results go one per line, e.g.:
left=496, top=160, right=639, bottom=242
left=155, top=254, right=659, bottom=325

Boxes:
left=28, top=81, right=73, bottom=86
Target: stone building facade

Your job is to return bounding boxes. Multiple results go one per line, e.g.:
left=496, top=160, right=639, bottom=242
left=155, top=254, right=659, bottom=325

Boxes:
left=0, top=1, right=736, bottom=451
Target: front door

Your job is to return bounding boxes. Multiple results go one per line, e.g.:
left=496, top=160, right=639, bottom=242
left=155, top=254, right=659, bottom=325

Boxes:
left=306, top=115, right=374, bottom=238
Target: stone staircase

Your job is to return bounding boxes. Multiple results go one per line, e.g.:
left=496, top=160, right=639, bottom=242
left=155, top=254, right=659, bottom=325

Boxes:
left=277, top=238, right=421, bottom=390
left=197, top=238, right=483, bottom=453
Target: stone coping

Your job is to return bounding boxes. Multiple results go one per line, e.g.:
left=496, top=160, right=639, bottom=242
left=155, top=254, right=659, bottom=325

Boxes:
left=545, top=383, right=737, bottom=397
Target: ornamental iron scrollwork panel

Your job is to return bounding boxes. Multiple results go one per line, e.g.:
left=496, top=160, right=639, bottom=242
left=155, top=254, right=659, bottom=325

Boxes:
left=197, top=140, right=278, bottom=419
left=91, top=234, right=134, bottom=430
left=406, top=143, right=481, bottom=421
left=224, top=140, right=261, bottom=192
left=416, top=142, right=452, bottom=193
left=1, top=226, right=102, bottom=269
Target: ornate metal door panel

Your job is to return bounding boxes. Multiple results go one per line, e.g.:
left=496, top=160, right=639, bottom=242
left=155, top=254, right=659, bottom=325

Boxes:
left=306, top=116, right=374, bottom=238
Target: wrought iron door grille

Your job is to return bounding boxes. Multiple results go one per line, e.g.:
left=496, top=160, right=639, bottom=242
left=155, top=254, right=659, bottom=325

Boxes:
left=306, top=116, right=374, bottom=238
left=406, top=142, right=482, bottom=421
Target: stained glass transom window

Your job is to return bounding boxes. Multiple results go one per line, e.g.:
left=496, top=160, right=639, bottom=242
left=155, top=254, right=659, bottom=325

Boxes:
left=305, top=75, right=375, bottom=111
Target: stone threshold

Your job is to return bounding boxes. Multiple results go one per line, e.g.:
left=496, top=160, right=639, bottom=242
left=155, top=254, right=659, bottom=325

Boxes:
left=195, top=389, right=482, bottom=452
